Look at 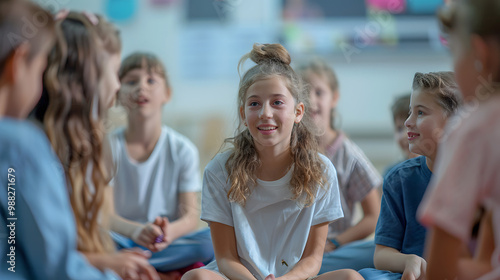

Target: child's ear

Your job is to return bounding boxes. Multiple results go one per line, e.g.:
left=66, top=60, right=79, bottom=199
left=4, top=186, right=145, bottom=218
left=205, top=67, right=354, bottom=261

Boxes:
left=472, top=34, right=498, bottom=79
left=294, top=102, right=305, bottom=123
left=1, top=42, right=30, bottom=86
left=331, top=90, right=340, bottom=108
left=239, top=106, right=245, bottom=122
left=163, top=87, right=172, bottom=104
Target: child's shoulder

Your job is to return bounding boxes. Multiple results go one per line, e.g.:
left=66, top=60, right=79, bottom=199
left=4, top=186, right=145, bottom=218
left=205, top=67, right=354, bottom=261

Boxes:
left=339, top=133, right=365, bottom=155
left=332, top=132, right=372, bottom=163
left=384, top=156, right=427, bottom=183
left=161, top=125, right=198, bottom=151
left=204, top=150, right=232, bottom=179
left=206, top=150, right=232, bottom=169
left=0, top=119, right=52, bottom=156
left=318, top=152, right=335, bottom=172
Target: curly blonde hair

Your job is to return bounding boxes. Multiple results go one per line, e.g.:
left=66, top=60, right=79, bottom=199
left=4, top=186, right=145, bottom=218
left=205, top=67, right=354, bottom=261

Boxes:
left=44, top=12, right=121, bottom=254
left=225, top=43, right=326, bottom=207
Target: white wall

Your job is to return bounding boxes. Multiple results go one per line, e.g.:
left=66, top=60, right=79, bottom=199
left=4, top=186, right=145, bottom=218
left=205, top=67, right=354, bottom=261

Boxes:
left=34, top=0, right=453, bottom=170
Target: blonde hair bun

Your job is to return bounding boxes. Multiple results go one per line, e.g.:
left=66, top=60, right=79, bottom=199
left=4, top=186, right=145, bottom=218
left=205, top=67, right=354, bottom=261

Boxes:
left=249, top=43, right=291, bottom=66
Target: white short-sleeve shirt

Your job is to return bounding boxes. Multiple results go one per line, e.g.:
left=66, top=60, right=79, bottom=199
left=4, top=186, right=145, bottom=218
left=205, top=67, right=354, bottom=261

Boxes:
left=110, top=125, right=201, bottom=224
left=201, top=151, right=343, bottom=279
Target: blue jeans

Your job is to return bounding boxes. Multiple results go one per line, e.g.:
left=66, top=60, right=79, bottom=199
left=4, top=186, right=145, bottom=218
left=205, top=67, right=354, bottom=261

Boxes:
left=358, top=268, right=403, bottom=280
left=319, top=239, right=376, bottom=273
left=111, top=227, right=214, bottom=272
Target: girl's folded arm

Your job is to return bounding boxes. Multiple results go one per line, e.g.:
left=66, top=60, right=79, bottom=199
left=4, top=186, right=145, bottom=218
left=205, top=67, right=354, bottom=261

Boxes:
left=277, top=222, right=329, bottom=280
left=211, top=221, right=256, bottom=280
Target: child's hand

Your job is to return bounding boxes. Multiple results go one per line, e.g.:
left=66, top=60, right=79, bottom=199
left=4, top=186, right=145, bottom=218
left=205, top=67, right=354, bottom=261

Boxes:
left=402, top=255, right=427, bottom=280
left=109, top=249, right=159, bottom=280
left=264, top=274, right=275, bottom=280
left=132, top=222, right=164, bottom=252
left=151, top=216, right=172, bottom=252
left=324, top=240, right=336, bottom=252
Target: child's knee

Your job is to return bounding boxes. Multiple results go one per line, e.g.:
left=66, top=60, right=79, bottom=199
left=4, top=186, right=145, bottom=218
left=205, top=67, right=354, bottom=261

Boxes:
left=319, top=269, right=364, bottom=280
left=345, top=270, right=365, bottom=280
left=181, top=268, right=202, bottom=280
left=181, top=268, right=219, bottom=280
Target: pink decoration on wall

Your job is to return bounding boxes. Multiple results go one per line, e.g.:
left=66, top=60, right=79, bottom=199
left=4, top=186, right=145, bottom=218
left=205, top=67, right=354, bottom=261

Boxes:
left=366, top=0, right=406, bottom=13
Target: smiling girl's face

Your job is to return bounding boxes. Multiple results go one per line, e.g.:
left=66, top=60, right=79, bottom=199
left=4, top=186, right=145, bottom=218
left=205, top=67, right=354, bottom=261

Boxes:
left=240, top=76, right=304, bottom=154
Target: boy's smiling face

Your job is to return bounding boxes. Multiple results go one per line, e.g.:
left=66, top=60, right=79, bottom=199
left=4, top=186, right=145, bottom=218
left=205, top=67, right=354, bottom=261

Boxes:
left=405, top=89, right=448, bottom=160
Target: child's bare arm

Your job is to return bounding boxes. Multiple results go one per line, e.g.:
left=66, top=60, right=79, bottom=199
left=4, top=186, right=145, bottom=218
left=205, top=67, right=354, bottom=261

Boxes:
left=167, top=191, right=200, bottom=241
left=424, top=226, right=461, bottom=280
left=83, top=250, right=159, bottom=280
left=276, top=222, right=329, bottom=280
left=210, top=222, right=256, bottom=280
left=331, top=188, right=380, bottom=249
left=107, top=187, right=163, bottom=251
left=374, top=244, right=426, bottom=279
left=457, top=210, right=494, bottom=280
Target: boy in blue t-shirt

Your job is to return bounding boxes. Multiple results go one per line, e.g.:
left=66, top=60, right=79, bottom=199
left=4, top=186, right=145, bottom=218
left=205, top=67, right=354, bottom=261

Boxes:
left=359, top=71, right=462, bottom=279
left=359, top=156, right=431, bottom=279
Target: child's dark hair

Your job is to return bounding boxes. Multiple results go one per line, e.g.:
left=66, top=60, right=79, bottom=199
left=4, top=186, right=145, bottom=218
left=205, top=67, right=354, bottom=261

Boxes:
left=438, top=0, right=500, bottom=82
left=119, top=51, right=169, bottom=86
left=0, top=0, right=54, bottom=75
left=225, top=43, right=325, bottom=207
left=412, top=72, right=462, bottom=116
left=391, top=93, right=411, bottom=123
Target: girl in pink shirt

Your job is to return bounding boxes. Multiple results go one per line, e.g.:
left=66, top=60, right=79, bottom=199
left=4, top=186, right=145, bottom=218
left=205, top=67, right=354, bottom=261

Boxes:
left=418, top=0, right=500, bottom=279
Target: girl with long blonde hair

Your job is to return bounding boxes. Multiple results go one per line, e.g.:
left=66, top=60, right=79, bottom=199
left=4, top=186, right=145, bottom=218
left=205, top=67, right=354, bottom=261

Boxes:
left=183, top=43, right=363, bottom=280
left=0, top=1, right=115, bottom=279
left=43, top=11, right=158, bottom=280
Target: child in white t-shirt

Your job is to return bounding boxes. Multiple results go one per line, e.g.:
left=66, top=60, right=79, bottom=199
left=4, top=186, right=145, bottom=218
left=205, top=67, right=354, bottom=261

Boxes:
left=182, top=43, right=363, bottom=280
left=109, top=52, right=214, bottom=275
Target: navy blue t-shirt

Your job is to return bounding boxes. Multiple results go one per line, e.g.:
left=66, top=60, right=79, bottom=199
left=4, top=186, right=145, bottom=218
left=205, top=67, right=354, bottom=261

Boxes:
left=374, top=156, right=432, bottom=257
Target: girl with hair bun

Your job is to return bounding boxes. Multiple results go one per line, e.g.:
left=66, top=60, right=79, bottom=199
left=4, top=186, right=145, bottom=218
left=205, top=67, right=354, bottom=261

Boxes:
left=183, top=43, right=363, bottom=280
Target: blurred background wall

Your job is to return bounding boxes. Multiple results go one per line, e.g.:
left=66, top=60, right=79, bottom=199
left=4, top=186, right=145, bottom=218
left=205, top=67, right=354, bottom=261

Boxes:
left=32, top=0, right=452, bottom=173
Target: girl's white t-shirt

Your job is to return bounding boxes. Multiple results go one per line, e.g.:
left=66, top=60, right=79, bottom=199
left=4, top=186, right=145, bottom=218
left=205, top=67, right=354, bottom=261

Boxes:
left=201, top=151, right=343, bottom=279
left=110, top=126, right=201, bottom=224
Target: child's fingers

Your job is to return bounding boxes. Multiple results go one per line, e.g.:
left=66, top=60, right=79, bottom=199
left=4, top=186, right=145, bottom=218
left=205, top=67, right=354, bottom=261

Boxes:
left=264, top=274, right=275, bottom=280
left=153, top=216, right=169, bottom=230
left=143, top=224, right=162, bottom=239
left=401, top=271, right=416, bottom=280
left=136, top=259, right=160, bottom=280
left=126, top=253, right=159, bottom=280
left=122, top=248, right=152, bottom=259
left=153, top=240, right=170, bottom=251
left=135, top=233, right=155, bottom=247
left=420, top=259, right=427, bottom=279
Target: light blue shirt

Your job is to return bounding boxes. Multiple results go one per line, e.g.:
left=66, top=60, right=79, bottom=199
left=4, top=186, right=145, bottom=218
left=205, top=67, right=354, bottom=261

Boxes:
left=0, top=119, right=118, bottom=280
